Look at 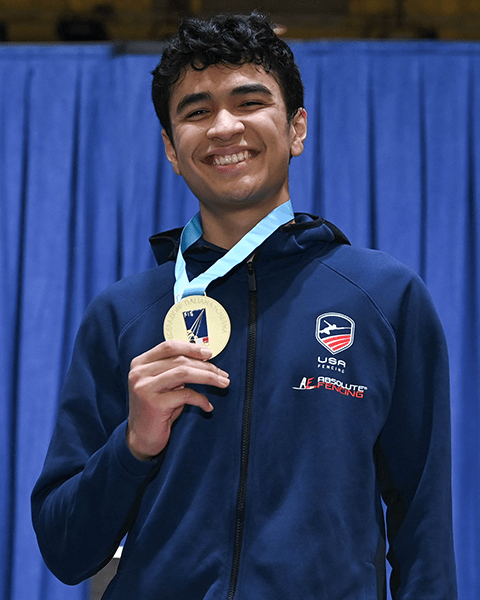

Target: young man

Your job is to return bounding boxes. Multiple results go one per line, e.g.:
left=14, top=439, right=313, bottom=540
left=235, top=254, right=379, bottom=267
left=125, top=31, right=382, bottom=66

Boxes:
left=32, top=13, right=457, bottom=600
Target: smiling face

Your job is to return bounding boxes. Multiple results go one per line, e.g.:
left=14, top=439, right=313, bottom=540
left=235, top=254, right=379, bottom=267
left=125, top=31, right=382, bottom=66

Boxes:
left=162, top=63, right=307, bottom=224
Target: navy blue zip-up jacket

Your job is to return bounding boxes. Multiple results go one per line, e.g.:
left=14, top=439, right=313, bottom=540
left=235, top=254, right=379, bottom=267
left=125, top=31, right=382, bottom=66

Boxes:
left=31, top=215, right=457, bottom=599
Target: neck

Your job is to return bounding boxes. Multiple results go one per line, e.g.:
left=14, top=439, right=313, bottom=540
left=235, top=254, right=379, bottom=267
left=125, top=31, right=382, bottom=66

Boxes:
left=199, top=201, right=291, bottom=250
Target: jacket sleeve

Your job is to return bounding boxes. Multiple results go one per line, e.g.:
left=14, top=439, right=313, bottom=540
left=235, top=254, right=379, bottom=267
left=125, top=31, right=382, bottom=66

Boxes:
left=375, top=272, right=457, bottom=599
left=31, top=295, right=161, bottom=585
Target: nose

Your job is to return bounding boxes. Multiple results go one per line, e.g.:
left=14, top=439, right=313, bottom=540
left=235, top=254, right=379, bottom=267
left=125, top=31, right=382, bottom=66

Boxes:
left=207, top=109, right=245, bottom=140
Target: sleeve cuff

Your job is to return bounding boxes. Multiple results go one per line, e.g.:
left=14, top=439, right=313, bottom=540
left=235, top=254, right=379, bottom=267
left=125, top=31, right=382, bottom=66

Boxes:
left=111, top=421, right=163, bottom=479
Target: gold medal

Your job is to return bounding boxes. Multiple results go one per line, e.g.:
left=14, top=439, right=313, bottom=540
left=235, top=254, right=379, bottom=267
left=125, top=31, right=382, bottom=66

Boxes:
left=163, top=295, right=231, bottom=358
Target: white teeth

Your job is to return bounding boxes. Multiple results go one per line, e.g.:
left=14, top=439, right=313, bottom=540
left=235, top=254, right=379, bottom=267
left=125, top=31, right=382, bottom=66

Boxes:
left=212, top=151, right=249, bottom=166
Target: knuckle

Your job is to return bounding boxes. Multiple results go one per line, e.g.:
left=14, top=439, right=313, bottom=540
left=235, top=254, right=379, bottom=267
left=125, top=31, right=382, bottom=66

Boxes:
left=179, top=387, right=204, bottom=406
left=178, top=386, right=195, bottom=401
left=128, top=369, right=151, bottom=398
left=129, top=356, right=140, bottom=371
left=128, top=367, right=139, bottom=387
left=172, top=355, right=189, bottom=367
left=161, top=339, right=178, bottom=354
left=129, top=378, right=146, bottom=398
left=174, top=364, right=192, bottom=380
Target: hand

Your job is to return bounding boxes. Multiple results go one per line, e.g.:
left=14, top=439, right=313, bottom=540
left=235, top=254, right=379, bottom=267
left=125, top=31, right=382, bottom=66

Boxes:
left=126, top=340, right=230, bottom=461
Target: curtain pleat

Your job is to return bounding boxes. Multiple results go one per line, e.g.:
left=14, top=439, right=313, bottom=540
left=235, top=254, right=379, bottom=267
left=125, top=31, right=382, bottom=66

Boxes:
left=1, top=41, right=479, bottom=600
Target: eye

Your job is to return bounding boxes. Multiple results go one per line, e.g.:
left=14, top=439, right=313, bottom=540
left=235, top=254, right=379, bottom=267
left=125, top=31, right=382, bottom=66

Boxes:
left=185, top=108, right=210, bottom=120
left=240, top=100, right=264, bottom=108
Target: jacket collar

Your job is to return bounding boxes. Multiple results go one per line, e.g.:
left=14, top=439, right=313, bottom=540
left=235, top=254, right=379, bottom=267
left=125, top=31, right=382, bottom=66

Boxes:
left=149, top=214, right=350, bottom=267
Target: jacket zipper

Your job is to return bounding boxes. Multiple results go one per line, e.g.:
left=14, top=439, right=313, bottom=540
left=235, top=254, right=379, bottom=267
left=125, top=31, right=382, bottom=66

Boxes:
left=226, top=256, right=257, bottom=600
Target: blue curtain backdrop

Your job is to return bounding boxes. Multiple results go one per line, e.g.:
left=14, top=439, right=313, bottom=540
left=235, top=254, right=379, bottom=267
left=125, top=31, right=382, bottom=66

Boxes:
left=0, top=41, right=479, bottom=600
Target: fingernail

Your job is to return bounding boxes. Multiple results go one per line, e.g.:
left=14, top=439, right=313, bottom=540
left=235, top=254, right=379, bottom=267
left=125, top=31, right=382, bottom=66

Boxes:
left=200, top=347, right=213, bottom=359
left=208, top=402, right=214, bottom=411
left=219, top=376, right=230, bottom=387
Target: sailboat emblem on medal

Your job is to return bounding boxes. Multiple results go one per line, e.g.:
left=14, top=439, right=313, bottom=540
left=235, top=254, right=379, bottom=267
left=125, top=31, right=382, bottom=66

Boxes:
left=183, top=308, right=209, bottom=344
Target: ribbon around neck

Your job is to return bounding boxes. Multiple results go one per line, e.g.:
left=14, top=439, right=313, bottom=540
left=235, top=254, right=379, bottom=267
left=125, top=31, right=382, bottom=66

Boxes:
left=173, top=200, right=295, bottom=302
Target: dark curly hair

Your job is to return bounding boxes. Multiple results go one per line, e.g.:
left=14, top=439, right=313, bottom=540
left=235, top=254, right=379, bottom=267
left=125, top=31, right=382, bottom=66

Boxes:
left=152, top=12, right=305, bottom=141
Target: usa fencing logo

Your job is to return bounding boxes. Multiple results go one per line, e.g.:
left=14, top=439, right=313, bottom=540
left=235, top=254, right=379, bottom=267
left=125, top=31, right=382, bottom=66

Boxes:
left=316, top=313, right=355, bottom=355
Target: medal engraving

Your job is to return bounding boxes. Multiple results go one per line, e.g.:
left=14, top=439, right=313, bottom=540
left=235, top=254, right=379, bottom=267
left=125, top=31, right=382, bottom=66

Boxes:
left=164, top=296, right=231, bottom=358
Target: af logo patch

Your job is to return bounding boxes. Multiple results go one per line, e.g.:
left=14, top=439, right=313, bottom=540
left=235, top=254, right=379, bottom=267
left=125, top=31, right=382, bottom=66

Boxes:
left=316, top=313, right=355, bottom=354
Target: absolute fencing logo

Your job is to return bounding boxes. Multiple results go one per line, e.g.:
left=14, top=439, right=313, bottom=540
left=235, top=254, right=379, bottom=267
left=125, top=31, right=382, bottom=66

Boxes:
left=316, top=313, right=355, bottom=355
left=292, top=376, right=367, bottom=398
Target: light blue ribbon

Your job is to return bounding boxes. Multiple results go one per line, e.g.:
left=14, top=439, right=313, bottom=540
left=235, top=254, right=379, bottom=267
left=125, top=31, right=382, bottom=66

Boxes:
left=174, top=200, right=294, bottom=301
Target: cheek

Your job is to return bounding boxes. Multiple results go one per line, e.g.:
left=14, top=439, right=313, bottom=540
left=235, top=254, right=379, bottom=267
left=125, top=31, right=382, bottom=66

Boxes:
left=270, top=136, right=295, bottom=168
left=173, top=131, right=202, bottom=172
left=171, top=144, right=193, bottom=176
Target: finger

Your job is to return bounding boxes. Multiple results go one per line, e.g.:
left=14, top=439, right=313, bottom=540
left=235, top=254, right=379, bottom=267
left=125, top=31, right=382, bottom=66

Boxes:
left=138, top=340, right=214, bottom=364
left=128, top=363, right=230, bottom=409
left=130, top=352, right=230, bottom=381
left=144, top=363, right=230, bottom=394
left=171, top=387, right=216, bottom=412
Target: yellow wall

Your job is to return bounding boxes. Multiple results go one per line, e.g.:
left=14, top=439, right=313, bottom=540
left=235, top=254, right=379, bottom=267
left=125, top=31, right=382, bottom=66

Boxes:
left=351, top=0, right=480, bottom=13
left=1, top=0, right=150, bottom=10
left=1, top=0, right=160, bottom=42
left=2, top=0, right=480, bottom=41
left=350, top=0, right=480, bottom=39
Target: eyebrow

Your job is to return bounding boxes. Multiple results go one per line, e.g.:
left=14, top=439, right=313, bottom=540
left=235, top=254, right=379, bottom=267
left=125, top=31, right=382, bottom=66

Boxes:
left=230, top=83, right=273, bottom=97
left=176, top=92, right=212, bottom=115
left=175, top=83, right=274, bottom=115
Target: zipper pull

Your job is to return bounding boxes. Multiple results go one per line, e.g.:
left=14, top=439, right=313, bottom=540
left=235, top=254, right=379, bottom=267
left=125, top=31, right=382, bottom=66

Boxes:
left=246, top=255, right=257, bottom=292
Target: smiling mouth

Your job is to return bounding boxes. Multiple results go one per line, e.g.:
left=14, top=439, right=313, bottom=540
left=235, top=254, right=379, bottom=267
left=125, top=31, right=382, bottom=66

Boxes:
left=205, top=150, right=256, bottom=166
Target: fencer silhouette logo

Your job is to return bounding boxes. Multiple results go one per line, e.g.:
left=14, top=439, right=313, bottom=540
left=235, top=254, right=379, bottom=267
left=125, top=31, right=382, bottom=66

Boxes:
left=316, top=313, right=355, bottom=354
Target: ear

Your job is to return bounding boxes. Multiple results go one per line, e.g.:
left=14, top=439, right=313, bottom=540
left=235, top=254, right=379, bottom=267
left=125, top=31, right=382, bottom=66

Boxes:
left=162, top=129, right=181, bottom=175
left=290, top=108, right=307, bottom=158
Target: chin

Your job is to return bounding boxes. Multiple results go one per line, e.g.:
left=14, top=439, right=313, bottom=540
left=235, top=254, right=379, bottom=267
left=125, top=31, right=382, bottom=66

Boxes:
left=210, top=195, right=265, bottom=211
